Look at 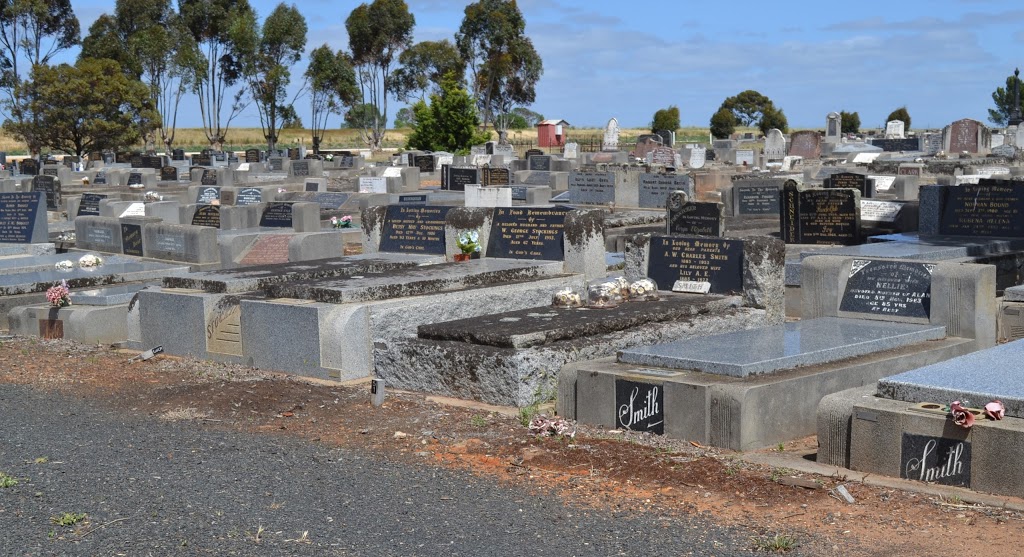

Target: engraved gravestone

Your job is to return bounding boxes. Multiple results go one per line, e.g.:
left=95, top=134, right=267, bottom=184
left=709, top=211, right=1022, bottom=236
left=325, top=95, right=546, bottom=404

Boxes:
left=872, top=138, right=921, bottom=152
left=563, top=142, right=578, bottom=159
left=313, top=192, right=350, bottom=210
left=19, top=158, right=38, bottom=176
left=196, top=186, right=220, bottom=204
left=130, top=153, right=143, bottom=168
left=0, top=192, right=45, bottom=243
left=528, top=155, right=551, bottom=171
left=236, top=188, right=262, bottom=206
left=200, top=169, right=219, bottom=186
left=667, top=192, right=723, bottom=236
left=398, top=194, right=427, bottom=205
left=646, top=235, right=744, bottom=293
left=160, top=165, right=178, bottom=181
left=734, top=148, right=755, bottom=166
left=486, top=206, right=571, bottom=260
left=379, top=205, right=452, bottom=254
left=824, top=172, right=873, bottom=198
left=687, top=147, right=706, bottom=169
left=127, top=172, right=143, bottom=186
left=732, top=179, right=783, bottom=216
left=291, top=160, right=310, bottom=177
left=948, top=118, right=980, bottom=153
left=245, top=148, right=260, bottom=163
left=259, top=203, right=293, bottom=228
left=358, top=176, right=386, bottom=193
left=634, top=135, right=662, bottom=160
left=120, top=223, right=144, bottom=256
left=860, top=199, right=905, bottom=223
left=172, top=149, right=185, bottom=161
left=615, top=379, right=664, bottom=435
left=414, top=155, right=434, bottom=173
left=288, top=148, right=300, bottom=160
left=482, top=167, right=510, bottom=186
left=764, top=129, right=786, bottom=161
left=42, top=167, right=58, bottom=177
left=93, top=170, right=107, bottom=185
left=446, top=166, right=478, bottom=191
left=789, top=130, right=821, bottom=159
left=649, top=146, right=675, bottom=166
left=141, top=155, right=163, bottom=170
left=639, top=174, right=693, bottom=208
left=938, top=182, right=1024, bottom=237
left=304, top=181, right=319, bottom=192
left=268, top=157, right=284, bottom=171
left=840, top=260, right=933, bottom=319
left=901, top=433, right=971, bottom=487
left=193, top=153, right=211, bottom=166
left=31, top=175, right=60, bottom=210
left=780, top=183, right=860, bottom=245
left=885, top=120, right=906, bottom=139
left=76, top=193, right=107, bottom=217
left=825, top=112, right=841, bottom=143
left=568, top=171, right=615, bottom=205
left=191, top=205, right=221, bottom=228
left=602, top=117, right=619, bottom=151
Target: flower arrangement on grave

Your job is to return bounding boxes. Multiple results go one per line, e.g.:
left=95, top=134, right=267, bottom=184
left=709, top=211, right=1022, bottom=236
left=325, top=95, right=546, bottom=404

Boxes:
left=985, top=400, right=1005, bottom=420
left=54, top=260, right=73, bottom=272
left=78, top=254, right=103, bottom=268
left=144, top=191, right=163, bottom=202
left=45, top=279, right=72, bottom=308
left=457, top=230, right=480, bottom=255
left=331, top=215, right=353, bottom=229
left=949, top=401, right=975, bottom=429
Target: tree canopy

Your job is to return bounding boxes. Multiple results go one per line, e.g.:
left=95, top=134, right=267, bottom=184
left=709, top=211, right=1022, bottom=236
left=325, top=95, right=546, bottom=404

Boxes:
left=391, top=39, right=463, bottom=103
left=715, top=90, right=787, bottom=136
left=709, top=107, right=737, bottom=139
left=839, top=110, right=860, bottom=134
left=886, top=106, right=911, bottom=130
left=988, top=72, right=1024, bottom=127
left=305, top=44, right=358, bottom=153
left=405, top=71, right=489, bottom=153
left=651, top=105, right=680, bottom=132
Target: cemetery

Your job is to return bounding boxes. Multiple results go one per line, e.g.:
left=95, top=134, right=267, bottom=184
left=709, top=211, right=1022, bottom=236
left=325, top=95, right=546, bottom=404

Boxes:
left=5, top=107, right=1024, bottom=506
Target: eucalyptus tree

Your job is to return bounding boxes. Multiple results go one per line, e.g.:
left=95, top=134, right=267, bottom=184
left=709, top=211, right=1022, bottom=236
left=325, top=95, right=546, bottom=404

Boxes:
left=305, top=44, right=358, bottom=154
left=391, top=39, right=463, bottom=103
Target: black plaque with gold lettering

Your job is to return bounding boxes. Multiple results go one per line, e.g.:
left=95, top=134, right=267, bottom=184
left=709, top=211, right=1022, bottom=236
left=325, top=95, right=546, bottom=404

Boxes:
left=486, top=207, right=571, bottom=260
left=780, top=183, right=860, bottom=245
left=938, top=182, right=1024, bottom=237
left=824, top=172, right=873, bottom=198
left=77, top=193, right=107, bottom=216
left=200, top=169, right=218, bottom=186
left=646, top=235, right=744, bottom=293
left=483, top=167, right=511, bottom=186
left=259, top=203, right=293, bottom=228
left=245, top=148, right=260, bottom=163
left=191, top=205, right=221, bottom=228
left=120, top=223, right=144, bottom=256
left=160, top=166, right=178, bottom=181
left=379, top=205, right=452, bottom=254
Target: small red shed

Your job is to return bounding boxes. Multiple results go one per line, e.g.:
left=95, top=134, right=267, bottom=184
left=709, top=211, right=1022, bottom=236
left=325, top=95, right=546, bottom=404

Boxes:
left=536, top=119, right=569, bottom=147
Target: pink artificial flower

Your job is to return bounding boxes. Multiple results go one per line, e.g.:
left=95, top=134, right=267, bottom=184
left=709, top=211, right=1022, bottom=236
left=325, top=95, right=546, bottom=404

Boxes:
left=950, top=401, right=975, bottom=429
left=330, top=216, right=338, bottom=225
left=340, top=215, right=352, bottom=223
left=984, top=400, right=1005, bottom=420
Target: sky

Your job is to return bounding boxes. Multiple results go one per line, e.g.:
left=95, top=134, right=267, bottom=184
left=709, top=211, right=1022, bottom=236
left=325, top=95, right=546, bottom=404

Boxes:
left=62, top=0, right=1024, bottom=131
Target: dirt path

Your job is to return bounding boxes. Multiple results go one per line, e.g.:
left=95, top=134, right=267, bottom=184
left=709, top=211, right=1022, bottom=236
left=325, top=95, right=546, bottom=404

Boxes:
left=1, top=336, right=1022, bottom=555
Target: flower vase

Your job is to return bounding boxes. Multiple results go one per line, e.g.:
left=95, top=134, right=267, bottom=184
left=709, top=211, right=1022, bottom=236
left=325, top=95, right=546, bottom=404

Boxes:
left=454, top=253, right=472, bottom=262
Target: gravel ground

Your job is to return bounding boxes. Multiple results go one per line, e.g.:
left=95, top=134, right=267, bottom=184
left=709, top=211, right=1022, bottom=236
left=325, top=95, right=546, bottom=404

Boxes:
left=0, top=383, right=772, bottom=557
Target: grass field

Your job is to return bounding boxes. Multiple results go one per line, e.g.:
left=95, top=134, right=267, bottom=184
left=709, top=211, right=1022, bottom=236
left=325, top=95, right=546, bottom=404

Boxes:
left=0, top=125, right=763, bottom=157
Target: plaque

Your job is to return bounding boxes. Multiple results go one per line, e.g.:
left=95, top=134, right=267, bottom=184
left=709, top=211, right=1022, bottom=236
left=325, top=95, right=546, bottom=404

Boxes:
left=172, top=149, right=185, bottom=161
left=734, top=184, right=781, bottom=215
left=938, top=182, right=1024, bottom=237
left=398, top=194, right=427, bottom=204
left=378, top=205, right=452, bottom=254
left=414, top=155, right=434, bottom=173
left=236, top=187, right=263, bottom=206
left=268, top=157, right=284, bottom=171
left=130, top=154, right=143, bottom=167
left=245, top=148, right=260, bottom=163
left=291, top=161, right=310, bottom=176
left=0, top=192, right=43, bottom=243
left=639, top=174, right=693, bottom=209
left=839, top=260, right=933, bottom=319
left=304, top=181, right=319, bottom=192
left=19, top=159, right=38, bottom=176
left=646, top=235, right=744, bottom=293
left=160, top=166, right=178, bottom=181
left=77, top=193, right=107, bottom=216
left=195, top=186, right=220, bottom=204
left=31, top=175, right=60, bottom=210
left=824, top=172, right=873, bottom=198
left=191, top=205, right=221, bottom=228
left=901, top=433, right=971, bottom=487
left=359, top=176, right=386, bottom=193
left=120, top=223, right=144, bottom=256
left=871, top=138, right=920, bottom=152
left=486, top=207, right=570, bottom=260
left=42, top=167, right=58, bottom=177
left=568, top=171, right=615, bottom=205
left=483, top=167, right=510, bottom=186
left=200, top=169, right=218, bottom=186
left=860, top=200, right=904, bottom=223
left=259, top=203, right=293, bottom=228
left=446, top=167, right=478, bottom=191
left=509, top=186, right=527, bottom=201
left=667, top=200, right=724, bottom=237
left=528, top=155, right=551, bottom=171
left=141, top=155, right=163, bottom=170
left=127, top=172, right=143, bottom=186
left=313, top=192, right=350, bottom=210
left=615, top=379, right=664, bottom=434
left=288, top=148, right=300, bottom=160
left=780, top=184, right=860, bottom=245
left=93, top=171, right=107, bottom=185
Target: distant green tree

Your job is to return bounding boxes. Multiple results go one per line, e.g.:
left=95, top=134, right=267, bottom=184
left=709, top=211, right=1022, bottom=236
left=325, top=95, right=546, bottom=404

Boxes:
left=344, top=103, right=381, bottom=129
left=393, top=107, right=415, bottom=128
left=758, top=106, right=788, bottom=136
left=651, top=105, right=680, bottom=132
left=839, top=111, right=860, bottom=134
left=391, top=39, right=464, bottom=102
left=280, top=106, right=302, bottom=129
left=501, top=112, right=529, bottom=129
left=511, top=107, right=543, bottom=126
left=405, top=71, right=490, bottom=153
left=720, top=90, right=774, bottom=127
left=988, top=72, right=1024, bottom=126
left=305, top=44, right=358, bottom=153
left=886, top=106, right=911, bottom=130
left=709, top=107, right=737, bottom=139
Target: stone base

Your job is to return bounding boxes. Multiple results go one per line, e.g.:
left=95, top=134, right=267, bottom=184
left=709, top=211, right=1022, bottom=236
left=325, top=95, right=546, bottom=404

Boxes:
left=8, top=303, right=129, bottom=344
left=571, top=336, right=975, bottom=451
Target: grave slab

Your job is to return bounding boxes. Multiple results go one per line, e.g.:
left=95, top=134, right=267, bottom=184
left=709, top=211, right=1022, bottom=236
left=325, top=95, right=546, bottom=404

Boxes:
left=618, top=317, right=946, bottom=377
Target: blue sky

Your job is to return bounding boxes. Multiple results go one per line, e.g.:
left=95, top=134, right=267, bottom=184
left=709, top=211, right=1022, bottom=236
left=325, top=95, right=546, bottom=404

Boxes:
left=66, top=0, right=1024, bottom=130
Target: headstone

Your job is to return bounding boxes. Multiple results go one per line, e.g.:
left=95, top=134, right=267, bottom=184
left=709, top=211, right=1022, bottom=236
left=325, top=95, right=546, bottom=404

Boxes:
left=31, top=175, right=60, bottom=210
left=993, top=144, right=1016, bottom=158
left=649, top=146, right=675, bottom=166
left=732, top=179, right=782, bottom=216
left=446, top=166, right=478, bottom=191
left=885, top=120, right=906, bottom=139
left=639, top=174, right=694, bottom=209
left=42, top=166, right=58, bottom=177
left=120, top=223, right=144, bottom=256
left=129, top=153, right=144, bottom=168
left=267, top=157, right=284, bottom=172
left=646, top=235, right=744, bottom=293
left=825, top=112, right=841, bottom=143
left=871, top=138, right=921, bottom=152
left=823, top=172, right=873, bottom=198
left=654, top=129, right=674, bottom=148
left=195, top=186, right=221, bottom=204
left=563, top=142, right=579, bottom=159
left=789, top=130, right=821, bottom=159
left=379, top=205, right=453, bottom=254
left=172, top=149, right=185, bottom=161
left=76, top=193, right=107, bottom=217
left=634, top=135, right=662, bottom=160
left=764, top=129, right=786, bottom=161
left=141, top=155, right=163, bottom=170
left=839, top=259, right=934, bottom=319
left=414, top=155, right=434, bottom=173
left=19, top=158, right=38, bottom=176
left=287, top=148, right=300, bottom=160
left=0, top=192, right=46, bottom=243
left=245, top=148, right=261, bottom=163
left=615, top=379, right=664, bottom=434
left=313, top=192, right=350, bottom=210
left=482, top=167, right=511, bottom=187
left=304, top=181, right=319, bottom=192
left=486, top=206, right=571, bottom=260
left=937, top=181, right=1024, bottom=237
left=780, top=182, right=861, bottom=245
left=433, top=153, right=454, bottom=169
left=947, top=118, right=980, bottom=153
left=734, top=148, right=755, bottom=166
left=236, top=187, right=263, bottom=206
left=259, top=203, right=294, bottom=228
left=127, top=172, right=144, bottom=187
left=359, top=176, right=387, bottom=193
left=667, top=192, right=723, bottom=237
left=193, top=152, right=212, bottom=166
left=160, top=165, right=178, bottom=182
left=191, top=205, right=221, bottom=228
left=687, top=147, right=706, bottom=169
left=602, top=118, right=619, bottom=151
left=568, top=171, right=615, bottom=205
left=524, top=148, right=543, bottom=159
left=290, top=160, right=311, bottom=177
left=528, top=155, right=551, bottom=171
left=900, top=433, right=971, bottom=487
left=93, top=170, right=108, bottom=185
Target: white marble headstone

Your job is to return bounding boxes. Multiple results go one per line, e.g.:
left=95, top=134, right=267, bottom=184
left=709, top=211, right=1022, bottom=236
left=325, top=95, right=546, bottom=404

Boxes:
left=359, top=176, right=387, bottom=193
left=119, top=202, right=145, bottom=218
left=688, top=147, right=706, bottom=169
left=563, top=142, right=579, bottom=159
left=602, top=117, right=619, bottom=151
left=885, top=120, right=905, bottom=139
left=764, top=129, right=786, bottom=161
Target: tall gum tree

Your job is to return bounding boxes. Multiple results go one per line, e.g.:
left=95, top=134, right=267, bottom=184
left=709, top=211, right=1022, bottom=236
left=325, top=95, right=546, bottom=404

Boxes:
left=305, top=44, right=358, bottom=154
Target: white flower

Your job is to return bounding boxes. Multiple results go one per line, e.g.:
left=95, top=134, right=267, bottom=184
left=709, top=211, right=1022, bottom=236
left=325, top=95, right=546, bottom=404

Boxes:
left=54, top=260, right=73, bottom=271
left=78, top=254, right=103, bottom=268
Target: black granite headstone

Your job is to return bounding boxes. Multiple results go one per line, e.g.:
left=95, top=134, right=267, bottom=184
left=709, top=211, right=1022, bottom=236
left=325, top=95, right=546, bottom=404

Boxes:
left=482, top=167, right=511, bottom=186
left=938, top=182, right=1024, bottom=237
left=160, top=166, right=178, bottom=181
left=0, top=192, right=43, bottom=242
left=646, top=235, right=744, bottom=293
left=524, top=148, right=543, bottom=159
left=195, top=186, right=220, bottom=204
left=446, top=167, right=478, bottom=192
left=304, top=181, right=319, bottom=192
left=528, top=155, right=551, bottom=171
left=236, top=187, right=263, bottom=206
left=313, top=192, right=350, bottom=210
left=120, top=223, right=144, bottom=256
left=172, top=149, right=185, bottom=161
left=31, top=175, right=60, bottom=210
left=379, top=205, right=452, bottom=254
left=414, top=155, right=434, bottom=173
left=733, top=181, right=782, bottom=215
left=19, top=159, right=38, bottom=176
left=900, top=433, right=971, bottom=487
left=191, top=205, right=221, bottom=228
left=259, top=203, right=294, bottom=228
left=129, top=154, right=144, bottom=168
left=780, top=183, right=860, bottom=245
left=486, top=206, right=570, bottom=260
left=93, top=171, right=107, bottom=185
left=245, top=148, right=260, bottom=163
left=141, top=155, right=163, bottom=170
left=667, top=197, right=724, bottom=237
left=200, top=169, right=218, bottom=186
left=193, top=153, right=211, bottom=166
left=824, top=172, right=873, bottom=199
left=127, top=172, right=143, bottom=186
left=76, top=193, right=107, bottom=217
left=615, top=379, right=664, bottom=435
left=839, top=259, right=933, bottom=319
